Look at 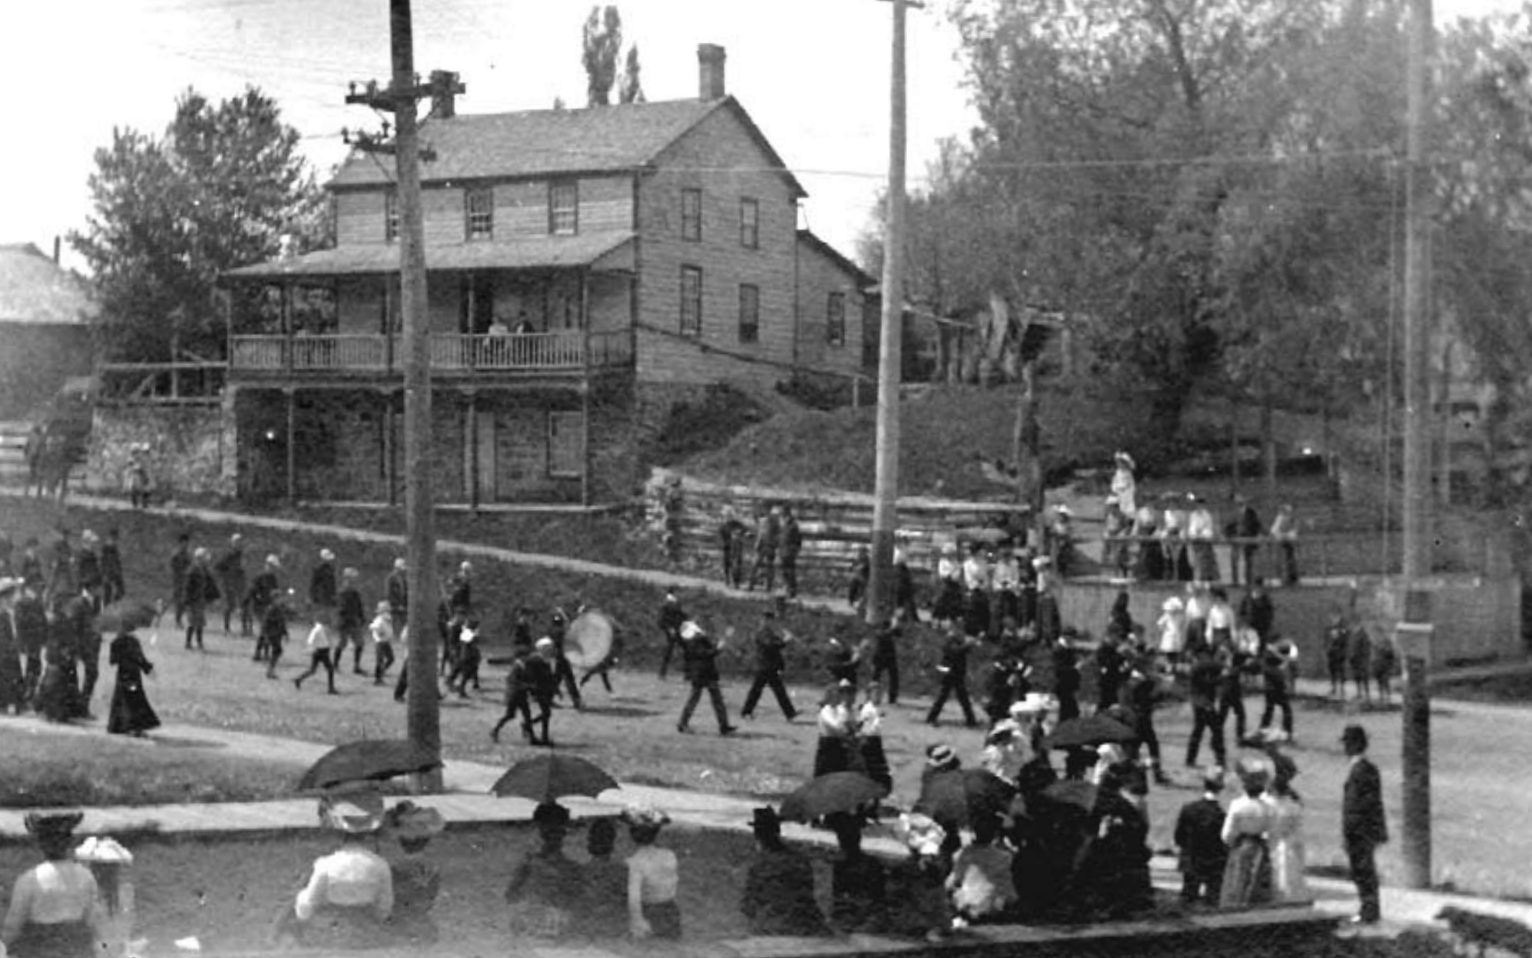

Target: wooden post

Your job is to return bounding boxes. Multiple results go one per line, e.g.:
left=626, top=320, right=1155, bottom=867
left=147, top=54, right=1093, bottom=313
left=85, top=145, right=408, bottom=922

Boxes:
left=384, top=391, right=397, bottom=507
left=282, top=281, right=294, bottom=372
left=285, top=388, right=297, bottom=505
left=383, top=277, right=395, bottom=371
left=467, top=393, right=479, bottom=514
left=581, top=386, right=593, bottom=507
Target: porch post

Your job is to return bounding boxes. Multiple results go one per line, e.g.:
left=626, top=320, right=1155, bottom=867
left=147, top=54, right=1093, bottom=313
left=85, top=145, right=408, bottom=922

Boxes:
left=383, top=276, right=395, bottom=371
left=282, top=281, right=295, bottom=372
left=285, top=387, right=297, bottom=505
left=580, top=267, right=591, bottom=370
left=466, top=273, right=477, bottom=370
left=384, top=390, right=398, bottom=507
left=467, top=391, right=479, bottom=514
left=580, top=385, right=592, bottom=507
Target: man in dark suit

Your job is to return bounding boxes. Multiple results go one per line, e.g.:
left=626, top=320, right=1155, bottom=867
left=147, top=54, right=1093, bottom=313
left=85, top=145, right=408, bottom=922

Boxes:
left=1173, top=768, right=1228, bottom=904
left=677, top=621, right=736, bottom=736
left=1342, top=724, right=1387, bottom=924
left=740, top=606, right=796, bottom=721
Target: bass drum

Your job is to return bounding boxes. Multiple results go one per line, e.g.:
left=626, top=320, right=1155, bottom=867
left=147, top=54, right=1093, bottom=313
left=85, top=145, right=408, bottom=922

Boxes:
left=563, top=610, right=615, bottom=670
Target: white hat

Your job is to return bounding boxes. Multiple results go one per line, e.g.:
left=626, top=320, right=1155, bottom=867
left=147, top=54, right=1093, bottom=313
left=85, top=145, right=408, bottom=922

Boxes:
left=1162, top=596, right=1184, bottom=611
left=393, top=558, right=407, bottom=571
left=1115, top=451, right=1136, bottom=470
left=1054, top=504, right=1073, bottom=517
left=535, top=637, right=555, bottom=652
left=1032, top=556, right=1051, bottom=570
left=319, top=549, right=335, bottom=562
left=460, top=561, right=472, bottom=573
left=74, top=836, right=133, bottom=864
left=0, top=577, right=20, bottom=598
left=265, top=554, right=281, bottom=568
left=1009, top=692, right=1056, bottom=717
left=460, top=626, right=478, bottom=644
left=679, top=620, right=703, bottom=641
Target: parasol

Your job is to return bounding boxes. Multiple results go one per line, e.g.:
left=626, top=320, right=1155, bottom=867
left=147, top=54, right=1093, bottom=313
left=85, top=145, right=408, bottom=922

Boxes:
left=296, top=739, right=441, bottom=793
left=490, top=754, right=619, bottom=803
left=914, top=768, right=1016, bottom=828
left=563, top=610, right=615, bottom=670
left=1044, top=714, right=1137, bottom=750
left=778, top=771, right=887, bottom=823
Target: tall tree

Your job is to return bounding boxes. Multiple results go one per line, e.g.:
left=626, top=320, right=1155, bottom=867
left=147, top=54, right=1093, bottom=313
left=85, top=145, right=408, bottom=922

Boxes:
left=619, top=44, right=646, bottom=104
left=71, top=86, right=325, bottom=362
left=582, top=6, right=624, bottom=106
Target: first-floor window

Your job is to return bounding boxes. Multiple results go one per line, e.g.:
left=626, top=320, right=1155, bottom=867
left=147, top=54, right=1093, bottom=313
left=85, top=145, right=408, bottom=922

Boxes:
left=680, top=266, right=703, bottom=337
left=738, top=284, right=759, bottom=343
left=548, top=411, right=584, bottom=477
left=827, top=292, right=846, bottom=346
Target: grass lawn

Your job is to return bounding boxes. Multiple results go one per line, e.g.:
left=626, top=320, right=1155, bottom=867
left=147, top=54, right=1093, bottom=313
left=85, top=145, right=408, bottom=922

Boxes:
left=3, top=496, right=1532, bottom=902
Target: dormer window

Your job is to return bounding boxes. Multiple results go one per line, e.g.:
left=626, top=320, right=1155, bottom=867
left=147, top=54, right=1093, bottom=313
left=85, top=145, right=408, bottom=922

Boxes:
left=549, top=181, right=578, bottom=235
left=465, top=187, right=493, bottom=240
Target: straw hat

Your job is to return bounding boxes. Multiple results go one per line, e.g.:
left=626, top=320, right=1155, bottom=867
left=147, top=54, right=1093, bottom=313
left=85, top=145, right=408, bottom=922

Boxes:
left=895, top=812, right=946, bottom=858
left=1162, top=596, right=1184, bottom=612
left=320, top=792, right=384, bottom=834
left=678, top=620, right=703, bottom=641
left=621, top=804, right=671, bottom=830
left=319, top=548, right=335, bottom=562
left=74, top=836, right=133, bottom=864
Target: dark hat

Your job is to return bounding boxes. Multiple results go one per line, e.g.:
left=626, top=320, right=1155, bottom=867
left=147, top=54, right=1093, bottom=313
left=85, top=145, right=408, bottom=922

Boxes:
left=24, top=811, right=83, bottom=841
left=385, top=800, right=445, bottom=840
left=1202, top=767, right=1227, bottom=793
left=587, top=817, right=618, bottom=855
left=925, top=743, right=958, bottom=769
left=532, top=802, right=571, bottom=828
left=1341, top=724, right=1369, bottom=748
left=752, top=806, right=782, bottom=838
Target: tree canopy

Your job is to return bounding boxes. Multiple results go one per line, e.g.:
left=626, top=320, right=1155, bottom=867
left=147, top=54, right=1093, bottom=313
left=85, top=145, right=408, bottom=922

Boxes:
left=70, top=86, right=327, bottom=362
left=582, top=6, right=643, bottom=106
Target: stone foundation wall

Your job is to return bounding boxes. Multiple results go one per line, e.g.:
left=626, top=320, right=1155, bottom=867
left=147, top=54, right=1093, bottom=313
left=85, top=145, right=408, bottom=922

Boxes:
left=87, top=403, right=235, bottom=499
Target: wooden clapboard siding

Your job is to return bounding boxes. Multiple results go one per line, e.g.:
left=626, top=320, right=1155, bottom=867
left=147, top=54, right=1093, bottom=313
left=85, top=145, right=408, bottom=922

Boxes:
left=795, top=238, right=868, bottom=379
left=336, top=191, right=386, bottom=246
left=634, top=107, right=798, bottom=388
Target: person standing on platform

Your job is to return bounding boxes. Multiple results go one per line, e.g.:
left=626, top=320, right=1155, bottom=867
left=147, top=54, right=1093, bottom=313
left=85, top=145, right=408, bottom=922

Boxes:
left=214, top=534, right=249, bottom=635
left=741, top=607, right=796, bottom=721
left=1341, top=725, right=1387, bottom=924
left=1271, top=505, right=1300, bottom=586
left=779, top=506, right=803, bottom=599
left=168, top=533, right=191, bottom=627
left=656, top=590, right=687, bottom=680
left=926, top=627, right=979, bottom=728
left=748, top=505, right=781, bottom=593
left=676, top=621, right=736, bottom=736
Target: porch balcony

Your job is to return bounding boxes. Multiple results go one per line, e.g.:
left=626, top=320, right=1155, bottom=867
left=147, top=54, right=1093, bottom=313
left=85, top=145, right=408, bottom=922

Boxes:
left=228, top=329, right=632, bottom=380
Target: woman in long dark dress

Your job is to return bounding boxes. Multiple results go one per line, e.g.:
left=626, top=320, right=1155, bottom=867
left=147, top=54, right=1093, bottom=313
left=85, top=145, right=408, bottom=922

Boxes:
left=107, top=630, right=159, bottom=736
left=35, top=608, right=81, bottom=723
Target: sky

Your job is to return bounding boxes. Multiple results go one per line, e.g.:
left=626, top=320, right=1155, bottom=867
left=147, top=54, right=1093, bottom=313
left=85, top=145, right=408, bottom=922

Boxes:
left=1, top=0, right=1524, bottom=274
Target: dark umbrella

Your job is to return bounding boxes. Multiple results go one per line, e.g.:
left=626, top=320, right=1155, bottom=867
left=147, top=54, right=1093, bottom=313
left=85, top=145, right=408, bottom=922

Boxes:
left=297, top=739, right=442, bottom=793
left=1045, top=714, right=1137, bottom=750
left=778, top=771, right=887, bottom=823
left=1039, top=778, right=1099, bottom=812
left=915, top=768, right=1017, bottom=828
left=490, top=754, right=619, bottom=803
left=96, top=599, right=158, bottom=635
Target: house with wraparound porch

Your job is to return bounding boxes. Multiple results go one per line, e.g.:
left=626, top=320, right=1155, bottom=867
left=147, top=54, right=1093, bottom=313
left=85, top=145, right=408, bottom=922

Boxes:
left=222, top=44, right=874, bottom=506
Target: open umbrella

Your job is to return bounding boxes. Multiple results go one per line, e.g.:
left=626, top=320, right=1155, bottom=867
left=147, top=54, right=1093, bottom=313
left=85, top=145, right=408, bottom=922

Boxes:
left=914, top=768, right=1016, bottom=828
left=1038, top=778, right=1099, bottom=813
left=1044, top=714, right=1137, bottom=750
left=490, top=754, right=619, bottom=803
left=96, top=599, right=159, bottom=635
left=297, top=739, right=441, bottom=793
left=778, top=771, right=886, bottom=823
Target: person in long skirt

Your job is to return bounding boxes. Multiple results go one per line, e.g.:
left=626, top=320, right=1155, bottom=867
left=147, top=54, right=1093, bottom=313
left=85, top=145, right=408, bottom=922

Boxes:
left=856, top=682, right=891, bottom=792
left=35, top=600, right=82, bottom=723
left=1219, top=759, right=1275, bottom=908
left=814, top=681, right=860, bottom=778
left=107, top=629, right=160, bottom=736
left=0, top=578, right=28, bottom=714
left=1263, top=750, right=1310, bottom=902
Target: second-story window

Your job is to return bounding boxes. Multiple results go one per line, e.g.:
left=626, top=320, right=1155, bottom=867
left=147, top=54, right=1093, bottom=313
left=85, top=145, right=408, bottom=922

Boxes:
left=549, top=180, right=578, bottom=235
left=681, top=188, right=702, bottom=242
left=738, top=284, right=760, bottom=343
left=384, top=190, right=399, bottom=242
left=465, top=186, right=493, bottom=240
left=740, top=198, right=759, bottom=249
left=680, top=266, right=702, bottom=337
left=827, top=292, right=846, bottom=346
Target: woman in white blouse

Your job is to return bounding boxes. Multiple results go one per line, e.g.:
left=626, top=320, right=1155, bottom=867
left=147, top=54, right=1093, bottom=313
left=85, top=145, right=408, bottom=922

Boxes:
left=1, top=812, right=103, bottom=958
left=1263, top=751, right=1311, bottom=902
left=283, top=792, right=394, bottom=947
left=1219, top=760, right=1275, bottom=908
left=623, top=805, right=680, bottom=940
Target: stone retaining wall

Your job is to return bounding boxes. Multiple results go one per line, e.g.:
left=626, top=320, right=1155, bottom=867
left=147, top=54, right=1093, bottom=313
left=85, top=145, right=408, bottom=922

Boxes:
left=85, top=402, right=235, bottom=500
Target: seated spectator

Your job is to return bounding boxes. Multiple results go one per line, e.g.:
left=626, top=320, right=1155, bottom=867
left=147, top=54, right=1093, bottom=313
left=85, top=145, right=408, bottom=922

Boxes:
left=828, top=812, right=886, bottom=934
left=2, top=812, right=104, bottom=958
left=740, top=808, right=829, bottom=937
left=623, top=804, right=681, bottom=940
left=281, top=792, right=394, bottom=949
left=578, top=818, right=629, bottom=939
left=885, top=813, right=951, bottom=941
left=384, top=800, right=444, bottom=944
left=504, top=802, right=583, bottom=939
left=946, top=817, right=1016, bottom=925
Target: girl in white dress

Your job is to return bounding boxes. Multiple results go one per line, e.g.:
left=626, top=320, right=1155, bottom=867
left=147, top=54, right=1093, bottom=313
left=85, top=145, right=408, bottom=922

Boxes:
left=1263, top=751, right=1310, bottom=902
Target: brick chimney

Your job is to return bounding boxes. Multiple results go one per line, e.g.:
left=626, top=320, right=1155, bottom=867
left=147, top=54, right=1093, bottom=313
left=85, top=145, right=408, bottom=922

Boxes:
left=698, top=44, right=726, bottom=100
left=429, top=69, right=460, bottom=119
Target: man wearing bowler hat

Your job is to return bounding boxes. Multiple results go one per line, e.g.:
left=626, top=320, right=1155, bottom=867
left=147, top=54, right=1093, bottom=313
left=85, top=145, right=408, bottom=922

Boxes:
left=1341, top=724, right=1387, bottom=924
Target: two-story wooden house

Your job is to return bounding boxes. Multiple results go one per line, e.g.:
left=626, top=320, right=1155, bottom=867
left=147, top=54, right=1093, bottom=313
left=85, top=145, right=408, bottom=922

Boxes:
left=223, top=45, right=873, bottom=506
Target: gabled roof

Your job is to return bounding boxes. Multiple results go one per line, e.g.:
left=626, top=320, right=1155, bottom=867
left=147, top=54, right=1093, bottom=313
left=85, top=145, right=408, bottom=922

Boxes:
left=796, top=229, right=877, bottom=289
left=224, top=231, right=635, bottom=280
left=329, top=96, right=806, bottom=199
left=0, top=244, right=95, bottom=325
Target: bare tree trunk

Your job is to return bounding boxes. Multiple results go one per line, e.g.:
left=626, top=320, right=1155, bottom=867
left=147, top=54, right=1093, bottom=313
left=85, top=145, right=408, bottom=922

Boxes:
left=1015, top=358, right=1044, bottom=544
left=1261, top=394, right=1277, bottom=513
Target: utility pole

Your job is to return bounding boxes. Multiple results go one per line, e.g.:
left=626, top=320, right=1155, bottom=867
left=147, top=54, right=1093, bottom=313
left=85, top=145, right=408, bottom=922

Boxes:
left=867, top=0, right=914, bottom=626
left=1399, top=0, right=1434, bottom=890
left=347, top=0, right=461, bottom=792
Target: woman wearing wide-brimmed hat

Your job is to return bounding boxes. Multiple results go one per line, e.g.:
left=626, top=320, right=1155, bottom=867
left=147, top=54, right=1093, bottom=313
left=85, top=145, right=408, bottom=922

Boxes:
left=278, top=792, right=394, bottom=949
left=1, top=811, right=103, bottom=957
left=1218, top=758, right=1275, bottom=908
left=622, top=804, right=681, bottom=940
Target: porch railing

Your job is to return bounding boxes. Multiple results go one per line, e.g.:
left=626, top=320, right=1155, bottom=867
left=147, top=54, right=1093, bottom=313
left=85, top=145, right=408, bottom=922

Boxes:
left=230, top=330, right=633, bottom=374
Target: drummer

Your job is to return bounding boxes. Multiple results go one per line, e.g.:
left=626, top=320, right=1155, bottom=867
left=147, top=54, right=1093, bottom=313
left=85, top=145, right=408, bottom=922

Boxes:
left=572, top=607, right=623, bottom=695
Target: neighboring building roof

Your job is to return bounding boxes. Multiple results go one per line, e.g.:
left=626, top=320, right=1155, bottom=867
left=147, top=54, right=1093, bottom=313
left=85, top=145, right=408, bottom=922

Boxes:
left=329, top=96, right=806, bottom=199
left=224, top=231, right=636, bottom=279
left=797, top=229, right=877, bottom=289
left=0, top=243, right=96, bottom=325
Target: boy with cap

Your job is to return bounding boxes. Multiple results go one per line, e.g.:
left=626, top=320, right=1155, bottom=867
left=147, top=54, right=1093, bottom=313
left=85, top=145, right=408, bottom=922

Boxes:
left=1341, top=724, right=1386, bottom=924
